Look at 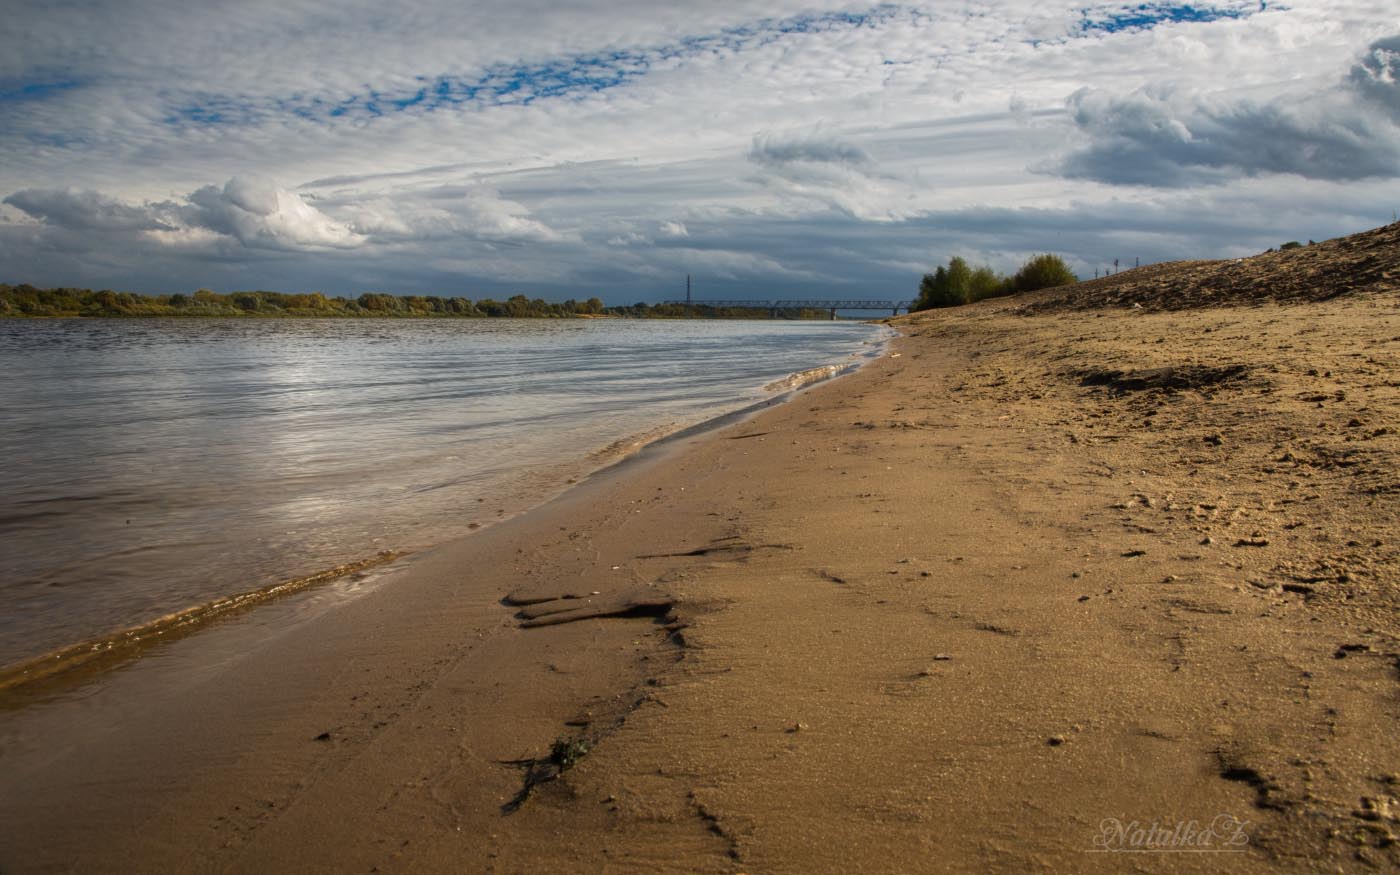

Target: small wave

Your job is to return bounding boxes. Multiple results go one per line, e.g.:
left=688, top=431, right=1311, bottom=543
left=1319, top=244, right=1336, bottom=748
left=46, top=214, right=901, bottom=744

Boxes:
left=0, top=550, right=405, bottom=696
left=589, top=422, right=684, bottom=463
left=764, top=364, right=845, bottom=393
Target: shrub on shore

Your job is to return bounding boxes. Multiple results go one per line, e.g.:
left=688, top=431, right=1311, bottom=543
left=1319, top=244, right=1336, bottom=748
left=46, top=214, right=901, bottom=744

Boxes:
left=1008, top=254, right=1078, bottom=294
left=914, top=253, right=1078, bottom=310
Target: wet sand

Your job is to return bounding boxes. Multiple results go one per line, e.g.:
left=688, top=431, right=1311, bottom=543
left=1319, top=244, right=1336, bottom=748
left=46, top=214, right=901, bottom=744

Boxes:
left=3, top=238, right=1400, bottom=871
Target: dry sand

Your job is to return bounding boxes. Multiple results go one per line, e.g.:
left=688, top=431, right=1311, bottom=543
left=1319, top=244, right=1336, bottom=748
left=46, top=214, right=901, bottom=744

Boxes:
left=2, top=225, right=1399, bottom=872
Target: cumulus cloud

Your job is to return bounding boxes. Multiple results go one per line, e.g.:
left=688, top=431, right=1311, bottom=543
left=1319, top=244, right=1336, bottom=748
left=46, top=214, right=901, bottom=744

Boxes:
left=182, top=176, right=363, bottom=249
left=4, top=177, right=363, bottom=252
left=657, top=220, right=688, bottom=237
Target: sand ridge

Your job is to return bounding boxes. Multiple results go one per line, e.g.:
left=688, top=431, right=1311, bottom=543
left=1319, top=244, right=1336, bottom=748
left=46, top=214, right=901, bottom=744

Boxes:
left=1027, top=221, right=1400, bottom=311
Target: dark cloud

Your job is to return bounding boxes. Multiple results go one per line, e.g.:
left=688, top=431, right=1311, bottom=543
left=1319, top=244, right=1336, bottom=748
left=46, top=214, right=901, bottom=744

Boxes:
left=748, top=133, right=871, bottom=167
left=4, top=178, right=1370, bottom=304
left=1057, top=85, right=1400, bottom=187
left=1349, top=35, right=1400, bottom=122
left=1056, top=37, right=1400, bottom=188
left=3, top=188, right=174, bottom=232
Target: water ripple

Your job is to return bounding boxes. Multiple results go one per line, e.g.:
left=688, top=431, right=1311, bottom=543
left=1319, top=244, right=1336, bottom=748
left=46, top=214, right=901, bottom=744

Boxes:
left=0, top=317, right=888, bottom=666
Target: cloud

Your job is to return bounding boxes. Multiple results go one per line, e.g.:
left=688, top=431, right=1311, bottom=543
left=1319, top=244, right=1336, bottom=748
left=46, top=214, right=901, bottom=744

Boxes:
left=745, top=130, right=924, bottom=221
left=606, top=230, right=649, bottom=247
left=3, top=188, right=174, bottom=232
left=1056, top=35, right=1400, bottom=186
left=4, top=176, right=364, bottom=252
left=748, top=132, right=871, bottom=167
left=1349, top=35, right=1400, bottom=122
left=181, top=176, right=363, bottom=249
left=1, top=2, right=1398, bottom=299
left=455, top=186, right=566, bottom=243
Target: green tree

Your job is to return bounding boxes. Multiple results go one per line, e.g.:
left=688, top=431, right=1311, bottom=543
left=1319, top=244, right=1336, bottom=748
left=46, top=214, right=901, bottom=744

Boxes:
left=1010, top=254, right=1078, bottom=293
left=357, top=292, right=389, bottom=312
left=916, top=266, right=953, bottom=309
left=945, top=256, right=972, bottom=303
left=916, top=257, right=985, bottom=309
left=967, top=266, right=1009, bottom=302
left=231, top=292, right=260, bottom=311
left=91, top=290, right=124, bottom=313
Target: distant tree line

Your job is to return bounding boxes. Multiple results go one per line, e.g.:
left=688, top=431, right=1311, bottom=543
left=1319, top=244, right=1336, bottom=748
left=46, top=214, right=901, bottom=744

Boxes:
left=0, top=285, right=611, bottom=319
left=0, top=285, right=835, bottom=320
left=913, top=254, right=1078, bottom=310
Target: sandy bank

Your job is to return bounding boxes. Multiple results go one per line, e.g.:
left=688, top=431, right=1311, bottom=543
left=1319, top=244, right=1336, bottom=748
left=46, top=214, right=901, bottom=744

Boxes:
left=2, top=283, right=1399, bottom=872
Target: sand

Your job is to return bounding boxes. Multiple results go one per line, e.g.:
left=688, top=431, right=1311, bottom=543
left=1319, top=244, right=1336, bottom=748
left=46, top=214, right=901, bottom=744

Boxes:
left=2, top=228, right=1399, bottom=872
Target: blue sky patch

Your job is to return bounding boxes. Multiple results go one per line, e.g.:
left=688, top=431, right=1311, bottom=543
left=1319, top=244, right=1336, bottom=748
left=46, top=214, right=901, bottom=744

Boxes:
left=158, top=5, right=899, bottom=127
left=164, top=96, right=266, bottom=127
left=0, top=79, right=80, bottom=104
left=1079, top=3, right=1257, bottom=34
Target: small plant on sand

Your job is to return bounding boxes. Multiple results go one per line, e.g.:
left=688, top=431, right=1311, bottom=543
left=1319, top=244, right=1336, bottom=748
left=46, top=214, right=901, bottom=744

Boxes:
left=550, top=737, right=591, bottom=770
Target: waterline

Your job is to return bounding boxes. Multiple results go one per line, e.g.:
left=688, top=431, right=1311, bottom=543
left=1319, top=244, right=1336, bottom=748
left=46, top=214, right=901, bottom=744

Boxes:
left=0, top=317, right=890, bottom=668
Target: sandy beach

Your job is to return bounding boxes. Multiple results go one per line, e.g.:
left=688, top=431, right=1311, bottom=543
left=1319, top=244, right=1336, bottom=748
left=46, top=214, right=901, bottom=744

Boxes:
left=3, top=226, right=1399, bottom=872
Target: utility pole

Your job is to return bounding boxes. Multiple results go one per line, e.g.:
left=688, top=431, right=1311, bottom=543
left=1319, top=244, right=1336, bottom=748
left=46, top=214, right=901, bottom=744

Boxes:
left=686, top=274, right=692, bottom=305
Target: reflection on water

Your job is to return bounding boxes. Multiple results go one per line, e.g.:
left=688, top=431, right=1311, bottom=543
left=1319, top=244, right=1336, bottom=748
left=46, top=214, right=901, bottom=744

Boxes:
left=0, top=317, right=887, bottom=666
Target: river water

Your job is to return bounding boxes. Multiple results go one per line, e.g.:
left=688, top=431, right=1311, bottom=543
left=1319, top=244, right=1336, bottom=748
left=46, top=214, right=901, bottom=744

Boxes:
left=0, top=317, right=888, bottom=667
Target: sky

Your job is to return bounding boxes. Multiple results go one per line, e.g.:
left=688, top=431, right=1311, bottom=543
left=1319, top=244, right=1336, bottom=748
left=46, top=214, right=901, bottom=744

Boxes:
left=1, top=1, right=1398, bottom=303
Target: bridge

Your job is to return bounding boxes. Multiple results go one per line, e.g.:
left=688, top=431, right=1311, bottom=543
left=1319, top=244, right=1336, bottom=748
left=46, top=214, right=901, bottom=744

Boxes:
left=661, top=299, right=915, bottom=319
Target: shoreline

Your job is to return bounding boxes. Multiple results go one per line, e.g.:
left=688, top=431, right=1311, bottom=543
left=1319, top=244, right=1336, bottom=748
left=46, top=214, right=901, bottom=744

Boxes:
left=0, top=551, right=404, bottom=701
left=0, top=342, right=883, bottom=701
left=2, top=290, right=1397, bottom=870
left=0, top=334, right=897, bottom=871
